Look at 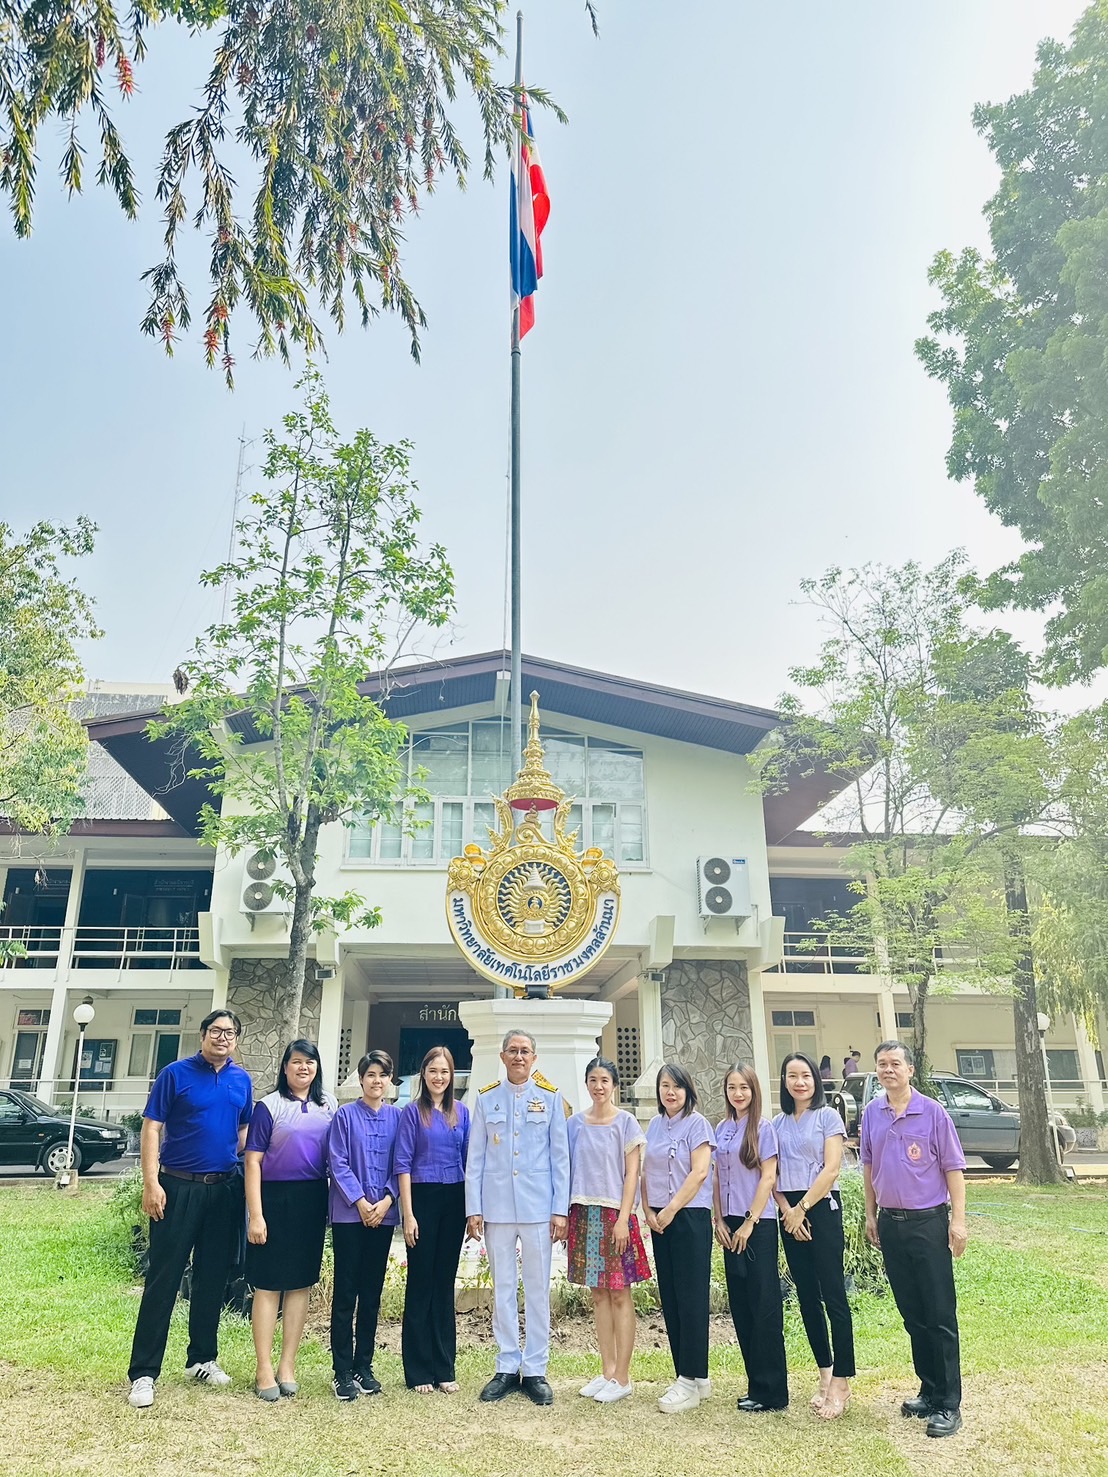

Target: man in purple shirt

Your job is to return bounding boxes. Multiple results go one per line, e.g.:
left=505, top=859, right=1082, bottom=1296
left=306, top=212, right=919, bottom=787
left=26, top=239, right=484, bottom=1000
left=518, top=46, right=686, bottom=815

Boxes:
left=861, top=1041, right=968, bottom=1439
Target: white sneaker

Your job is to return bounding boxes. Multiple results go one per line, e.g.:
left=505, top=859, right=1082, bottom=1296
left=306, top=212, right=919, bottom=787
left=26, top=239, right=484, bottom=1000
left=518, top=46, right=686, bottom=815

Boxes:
left=185, top=1360, right=232, bottom=1387
left=695, top=1377, right=712, bottom=1398
left=579, top=1375, right=610, bottom=1398
left=658, top=1378, right=700, bottom=1413
left=595, top=1380, right=633, bottom=1404
left=128, top=1377, right=155, bottom=1409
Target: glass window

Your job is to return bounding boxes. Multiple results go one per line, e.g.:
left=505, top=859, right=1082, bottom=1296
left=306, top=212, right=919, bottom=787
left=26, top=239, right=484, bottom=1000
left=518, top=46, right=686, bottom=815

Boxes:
left=410, top=801, right=435, bottom=860
left=545, top=735, right=586, bottom=794
left=586, top=741, right=643, bottom=799
left=944, top=1081, right=993, bottom=1112
left=895, top=1012, right=913, bottom=1029
left=128, top=1036, right=154, bottom=1077
left=412, top=730, right=468, bottom=796
left=771, top=1011, right=793, bottom=1027
left=134, top=1009, right=158, bottom=1027
left=1046, top=1049, right=1081, bottom=1084
left=793, top=1010, right=815, bottom=1027
left=471, top=722, right=512, bottom=795
left=591, top=803, right=616, bottom=857
left=441, top=802, right=464, bottom=860
left=618, top=805, right=644, bottom=863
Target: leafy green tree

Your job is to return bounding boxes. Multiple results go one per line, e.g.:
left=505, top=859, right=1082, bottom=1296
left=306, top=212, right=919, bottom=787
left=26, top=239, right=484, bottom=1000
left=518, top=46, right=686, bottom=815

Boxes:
left=150, top=368, right=454, bottom=1046
left=754, top=556, right=1001, bottom=1082
left=0, top=518, right=100, bottom=840
left=2, top=0, right=584, bottom=385
left=917, top=2, right=1108, bottom=682
left=1033, top=704, right=1108, bottom=1029
left=917, top=631, right=1065, bottom=1185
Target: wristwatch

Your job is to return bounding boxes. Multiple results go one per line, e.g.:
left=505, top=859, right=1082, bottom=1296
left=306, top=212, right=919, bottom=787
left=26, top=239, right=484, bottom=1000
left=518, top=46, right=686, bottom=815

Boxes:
left=800, top=1198, right=812, bottom=1213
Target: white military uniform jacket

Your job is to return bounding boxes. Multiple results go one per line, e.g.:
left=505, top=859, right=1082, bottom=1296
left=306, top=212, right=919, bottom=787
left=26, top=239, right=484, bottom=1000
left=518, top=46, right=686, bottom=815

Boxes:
left=465, top=1070, right=570, bottom=1223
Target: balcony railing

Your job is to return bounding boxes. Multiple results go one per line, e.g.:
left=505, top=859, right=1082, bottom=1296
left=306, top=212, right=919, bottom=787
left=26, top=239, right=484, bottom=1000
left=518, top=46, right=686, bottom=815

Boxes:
left=766, top=932, right=979, bottom=976
left=0, top=925, right=206, bottom=973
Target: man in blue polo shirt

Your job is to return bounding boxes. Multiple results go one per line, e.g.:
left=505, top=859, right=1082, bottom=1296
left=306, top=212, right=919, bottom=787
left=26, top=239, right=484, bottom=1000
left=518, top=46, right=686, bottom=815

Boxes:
left=127, top=1009, right=254, bottom=1409
left=861, top=1040, right=968, bottom=1439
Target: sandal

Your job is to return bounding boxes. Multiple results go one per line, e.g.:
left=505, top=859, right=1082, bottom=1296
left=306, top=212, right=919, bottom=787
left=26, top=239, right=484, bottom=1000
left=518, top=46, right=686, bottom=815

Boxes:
left=817, top=1392, right=851, bottom=1421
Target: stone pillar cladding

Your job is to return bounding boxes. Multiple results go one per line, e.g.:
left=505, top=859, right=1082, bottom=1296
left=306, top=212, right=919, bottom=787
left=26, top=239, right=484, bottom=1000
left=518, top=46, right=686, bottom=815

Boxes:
left=660, top=960, right=754, bottom=1122
left=227, top=958, right=322, bottom=1095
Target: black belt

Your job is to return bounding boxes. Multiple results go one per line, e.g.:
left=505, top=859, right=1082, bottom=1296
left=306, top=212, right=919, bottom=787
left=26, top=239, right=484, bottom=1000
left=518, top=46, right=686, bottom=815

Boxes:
left=161, top=1167, right=235, bottom=1184
left=879, top=1204, right=948, bottom=1220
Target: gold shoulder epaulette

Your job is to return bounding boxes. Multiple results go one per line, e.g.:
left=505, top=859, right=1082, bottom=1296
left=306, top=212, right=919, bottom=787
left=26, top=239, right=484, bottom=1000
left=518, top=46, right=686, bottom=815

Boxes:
left=531, top=1070, right=557, bottom=1093
left=479, top=1080, right=500, bottom=1094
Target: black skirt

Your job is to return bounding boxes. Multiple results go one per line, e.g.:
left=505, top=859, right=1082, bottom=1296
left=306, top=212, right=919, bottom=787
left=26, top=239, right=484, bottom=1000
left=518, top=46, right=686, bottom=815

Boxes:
left=245, top=1178, right=329, bottom=1292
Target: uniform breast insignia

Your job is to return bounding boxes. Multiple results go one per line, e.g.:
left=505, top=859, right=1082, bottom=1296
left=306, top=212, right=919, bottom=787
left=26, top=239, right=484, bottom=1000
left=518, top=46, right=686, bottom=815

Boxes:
left=526, top=1099, right=546, bottom=1114
left=531, top=1071, right=557, bottom=1093
left=493, top=1133, right=501, bottom=1145
left=479, top=1080, right=501, bottom=1094
left=907, top=1140, right=922, bottom=1161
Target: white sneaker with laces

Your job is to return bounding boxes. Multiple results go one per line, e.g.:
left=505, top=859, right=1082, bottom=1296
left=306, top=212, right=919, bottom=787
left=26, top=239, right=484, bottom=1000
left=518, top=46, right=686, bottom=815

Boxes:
left=595, top=1380, right=633, bottom=1404
left=579, top=1375, right=610, bottom=1398
left=658, top=1378, right=700, bottom=1413
left=128, top=1377, right=155, bottom=1408
left=184, top=1360, right=232, bottom=1386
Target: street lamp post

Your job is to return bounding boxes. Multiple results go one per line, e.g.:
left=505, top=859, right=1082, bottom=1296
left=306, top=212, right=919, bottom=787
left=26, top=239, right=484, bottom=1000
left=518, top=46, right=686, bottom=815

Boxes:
left=58, top=996, right=96, bottom=1188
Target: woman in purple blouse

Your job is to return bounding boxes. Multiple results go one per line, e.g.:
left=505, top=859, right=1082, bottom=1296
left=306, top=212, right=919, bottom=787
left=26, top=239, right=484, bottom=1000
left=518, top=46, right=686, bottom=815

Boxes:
left=396, top=1046, right=471, bottom=1394
left=566, top=1055, right=650, bottom=1405
left=712, top=1063, right=788, bottom=1412
left=326, top=1049, right=401, bottom=1402
left=772, top=1051, right=855, bottom=1420
left=641, top=1062, right=715, bottom=1414
left=245, top=1038, right=337, bottom=1400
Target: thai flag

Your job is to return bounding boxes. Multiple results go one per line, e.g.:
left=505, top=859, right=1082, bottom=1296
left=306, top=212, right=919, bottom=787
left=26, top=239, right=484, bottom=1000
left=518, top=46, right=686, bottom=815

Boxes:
left=509, top=94, right=549, bottom=338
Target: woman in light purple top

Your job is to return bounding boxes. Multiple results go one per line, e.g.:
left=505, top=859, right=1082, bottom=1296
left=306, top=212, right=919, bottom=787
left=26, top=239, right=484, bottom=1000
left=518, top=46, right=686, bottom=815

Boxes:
left=712, top=1063, right=788, bottom=1411
left=566, top=1056, right=650, bottom=1405
left=326, top=1049, right=401, bottom=1399
left=396, top=1046, right=471, bottom=1393
left=245, top=1038, right=337, bottom=1400
left=772, top=1052, right=855, bottom=1420
left=641, top=1062, right=716, bottom=1414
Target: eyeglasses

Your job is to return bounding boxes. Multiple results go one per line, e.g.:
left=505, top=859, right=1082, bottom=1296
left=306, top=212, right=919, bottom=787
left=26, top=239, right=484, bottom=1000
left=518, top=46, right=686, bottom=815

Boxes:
left=206, top=1027, right=238, bottom=1040
left=504, top=1048, right=534, bottom=1057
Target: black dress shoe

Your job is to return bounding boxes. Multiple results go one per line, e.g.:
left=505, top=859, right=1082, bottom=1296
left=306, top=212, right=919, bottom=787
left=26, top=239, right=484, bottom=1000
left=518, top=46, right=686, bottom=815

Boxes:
left=479, top=1372, right=521, bottom=1403
left=737, top=1397, right=786, bottom=1412
left=901, top=1395, right=931, bottom=1418
left=520, top=1375, right=554, bottom=1406
left=926, top=1408, right=963, bottom=1438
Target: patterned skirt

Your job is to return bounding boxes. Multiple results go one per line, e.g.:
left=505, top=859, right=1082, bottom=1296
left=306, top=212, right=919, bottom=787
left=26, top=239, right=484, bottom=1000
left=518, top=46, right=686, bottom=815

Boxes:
left=567, top=1202, right=652, bottom=1290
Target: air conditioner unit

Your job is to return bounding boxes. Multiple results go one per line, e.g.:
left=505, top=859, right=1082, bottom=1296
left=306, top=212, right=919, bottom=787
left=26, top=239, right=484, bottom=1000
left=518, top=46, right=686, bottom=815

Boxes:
left=696, top=855, right=752, bottom=920
left=240, top=850, right=293, bottom=916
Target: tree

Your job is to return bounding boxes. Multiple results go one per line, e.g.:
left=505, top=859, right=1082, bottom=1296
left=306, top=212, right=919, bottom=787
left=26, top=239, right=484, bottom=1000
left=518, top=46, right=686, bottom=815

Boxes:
left=916, top=2, right=1108, bottom=682
left=1032, top=704, right=1108, bottom=1027
left=0, top=518, right=100, bottom=839
left=754, top=556, right=1006, bottom=1083
left=2, top=0, right=583, bottom=385
left=918, top=631, right=1065, bottom=1185
left=150, top=368, right=454, bottom=1047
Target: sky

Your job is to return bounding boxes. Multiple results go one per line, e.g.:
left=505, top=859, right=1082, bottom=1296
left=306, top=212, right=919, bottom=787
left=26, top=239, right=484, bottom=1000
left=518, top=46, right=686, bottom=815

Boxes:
left=0, top=0, right=1093, bottom=712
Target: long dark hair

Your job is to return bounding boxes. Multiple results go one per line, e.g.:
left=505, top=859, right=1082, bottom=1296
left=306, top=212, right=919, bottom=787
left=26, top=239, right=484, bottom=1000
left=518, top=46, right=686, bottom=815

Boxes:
left=779, top=1052, right=826, bottom=1116
left=655, top=1061, right=697, bottom=1118
left=276, top=1038, right=325, bottom=1105
left=417, top=1045, right=458, bottom=1129
left=722, top=1063, right=763, bottom=1171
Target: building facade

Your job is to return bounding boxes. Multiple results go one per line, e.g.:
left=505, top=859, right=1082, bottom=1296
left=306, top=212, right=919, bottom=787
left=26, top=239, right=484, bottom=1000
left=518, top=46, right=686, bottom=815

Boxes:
left=3, top=657, right=1104, bottom=1128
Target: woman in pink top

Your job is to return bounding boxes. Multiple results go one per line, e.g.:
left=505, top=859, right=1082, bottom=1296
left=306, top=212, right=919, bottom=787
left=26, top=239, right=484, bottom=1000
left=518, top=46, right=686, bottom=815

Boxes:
left=566, top=1056, right=650, bottom=1405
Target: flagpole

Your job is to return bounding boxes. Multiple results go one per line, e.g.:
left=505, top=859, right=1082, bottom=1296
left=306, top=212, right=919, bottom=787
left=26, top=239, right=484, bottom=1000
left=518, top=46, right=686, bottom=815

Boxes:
left=510, top=9, right=524, bottom=779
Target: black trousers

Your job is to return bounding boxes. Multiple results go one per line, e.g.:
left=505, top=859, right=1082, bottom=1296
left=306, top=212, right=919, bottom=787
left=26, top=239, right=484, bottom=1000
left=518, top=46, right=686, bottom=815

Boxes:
left=879, top=1205, right=961, bottom=1410
left=650, top=1205, right=712, bottom=1380
left=723, top=1216, right=789, bottom=1408
left=779, top=1190, right=856, bottom=1377
left=330, top=1221, right=393, bottom=1378
left=402, top=1182, right=466, bottom=1387
left=128, top=1172, right=243, bottom=1382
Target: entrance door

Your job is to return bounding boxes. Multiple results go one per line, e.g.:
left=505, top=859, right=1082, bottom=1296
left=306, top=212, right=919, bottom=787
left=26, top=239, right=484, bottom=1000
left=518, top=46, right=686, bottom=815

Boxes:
left=769, top=1010, right=819, bottom=1076
left=153, top=1033, right=180, bottom=1077
left=10, top=1031, right=47, bottom=1088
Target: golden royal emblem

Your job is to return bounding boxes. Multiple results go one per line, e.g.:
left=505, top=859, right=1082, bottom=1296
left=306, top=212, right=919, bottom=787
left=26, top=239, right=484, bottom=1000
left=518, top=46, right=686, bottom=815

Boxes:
left=446, top=692, right=621, bottom=997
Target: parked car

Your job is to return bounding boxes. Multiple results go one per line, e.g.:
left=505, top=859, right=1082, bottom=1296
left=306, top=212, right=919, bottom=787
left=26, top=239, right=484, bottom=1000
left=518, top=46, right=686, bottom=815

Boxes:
left=0, top=1087, right=129, bottom=1174
left=830, top=1072, right=1076, bottom=1170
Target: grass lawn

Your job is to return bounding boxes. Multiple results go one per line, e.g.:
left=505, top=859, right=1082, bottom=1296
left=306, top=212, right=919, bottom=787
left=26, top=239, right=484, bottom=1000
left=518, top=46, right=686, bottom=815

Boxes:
left=0, top=1182, right=1106, bottom=1477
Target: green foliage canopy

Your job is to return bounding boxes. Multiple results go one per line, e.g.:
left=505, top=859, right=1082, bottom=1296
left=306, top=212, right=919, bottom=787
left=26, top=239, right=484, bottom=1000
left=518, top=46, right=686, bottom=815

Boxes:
left=1, top=0, right=582, bottom=384
left=151, top=367, right=454, bottom=1041
left=917, top=1, right=1108, bottom=681
left=0, top=518, right=100, bottom=837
